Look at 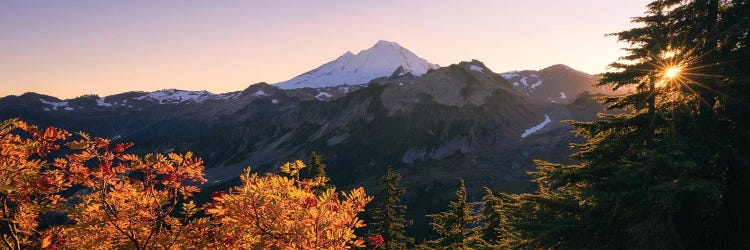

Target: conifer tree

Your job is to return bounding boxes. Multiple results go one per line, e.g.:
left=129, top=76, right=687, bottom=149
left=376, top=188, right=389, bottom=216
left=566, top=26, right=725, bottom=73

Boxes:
left=370, top=166, right=414, bottom=250
left=494, top=0, right=750, bottom=248
left=421, top=179, right=483, bottom=249
left=307, top=151, right=331, bottom=194
left=708, top=0, right=750, bottom=246
left=308, top=151, right=327, bottom=179
left=480, top=188, right=504, bottom=247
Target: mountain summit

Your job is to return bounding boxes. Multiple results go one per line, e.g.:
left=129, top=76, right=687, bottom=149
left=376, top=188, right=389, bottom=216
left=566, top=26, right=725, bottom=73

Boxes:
left=275, top=40, right=439, bottom=89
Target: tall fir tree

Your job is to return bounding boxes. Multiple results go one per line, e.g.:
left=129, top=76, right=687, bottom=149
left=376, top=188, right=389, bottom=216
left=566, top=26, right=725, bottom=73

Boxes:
left=420, top=179, right=484, bottom=249
left=492, top=0, right=750, bottom=248
left=709, top=0, right=750, bottom=246
left=369, top=166, right=414, bottom=250
left=480, top=188, right=504, bottom=248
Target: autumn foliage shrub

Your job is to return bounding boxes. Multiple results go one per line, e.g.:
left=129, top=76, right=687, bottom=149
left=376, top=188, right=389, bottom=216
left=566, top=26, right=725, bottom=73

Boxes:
left=187, top=160, right=372, bottom=249
left=0, top=118, right=206, bottom=250
left=0, top=119, right=375, bottom=249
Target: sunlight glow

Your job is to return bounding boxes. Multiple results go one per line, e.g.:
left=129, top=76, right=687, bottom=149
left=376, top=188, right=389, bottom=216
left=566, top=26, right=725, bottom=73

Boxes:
left=655, top=80, right=668, bottom=88
left=664, top=66, right=682, bottom=79
left=656, top=65, right=683, bottom=88
left=649, top=45, right=727, bottom=106
left=660, top=50, right=677, bottom=59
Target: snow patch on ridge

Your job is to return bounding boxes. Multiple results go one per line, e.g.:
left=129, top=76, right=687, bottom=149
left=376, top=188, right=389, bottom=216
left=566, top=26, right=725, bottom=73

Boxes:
left=469, top=65, right=484, bottom=73
left=124, top=89, right=239, bottom=105
left=500, top=71, right=520, bottom=79
left=521, top=114, right=551, bottom=138
left=530, top=80, right=543, bottom=89
left=133, top=89, right=241, bottom=104
left=39, top=99, right=69, bottom=110
left=96, top=98, right=112, bottom=107
left=219, top=92, right=242, bottom=100
left=315, top=91, right=333, bottom=100
left=134, top=89, right=213, bottom=104
left=520, top=77, right=529, bottom=86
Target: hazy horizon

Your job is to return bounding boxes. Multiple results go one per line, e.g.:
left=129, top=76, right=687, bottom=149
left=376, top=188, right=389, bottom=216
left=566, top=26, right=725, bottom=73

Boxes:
left=2, top=0, right=650, bottom=99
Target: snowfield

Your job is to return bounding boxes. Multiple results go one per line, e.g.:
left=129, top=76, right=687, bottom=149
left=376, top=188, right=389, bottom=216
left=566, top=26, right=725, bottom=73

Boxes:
left=521, top=114, right=552, bottom=138
left=96, top=98, right=112, bottom=107
left=39, top=99, right=70, bottom=110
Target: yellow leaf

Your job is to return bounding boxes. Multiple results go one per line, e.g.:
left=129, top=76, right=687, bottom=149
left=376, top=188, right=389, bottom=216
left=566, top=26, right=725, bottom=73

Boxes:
left=41, top=235, right=52, bottom=248
left=280, top=162, right=292, bottom=174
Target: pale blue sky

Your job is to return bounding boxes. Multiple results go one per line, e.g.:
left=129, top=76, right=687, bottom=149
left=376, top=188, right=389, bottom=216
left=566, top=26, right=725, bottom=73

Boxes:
left=1, top=0, right=651, bottom=98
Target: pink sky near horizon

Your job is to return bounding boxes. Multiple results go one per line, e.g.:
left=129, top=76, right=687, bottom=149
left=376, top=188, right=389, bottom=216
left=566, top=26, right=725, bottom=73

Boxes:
left=1, top=0, right=651, bottom=99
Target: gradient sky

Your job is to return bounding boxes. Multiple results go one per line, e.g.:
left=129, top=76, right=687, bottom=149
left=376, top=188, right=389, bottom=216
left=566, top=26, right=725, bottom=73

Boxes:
left=1, top=0, right=651, bottom=99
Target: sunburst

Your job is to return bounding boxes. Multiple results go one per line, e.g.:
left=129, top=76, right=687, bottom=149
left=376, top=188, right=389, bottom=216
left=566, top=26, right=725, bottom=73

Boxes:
left=664, top=66, right=682, bottom=79
left=622, top=42, right=729, bottom=111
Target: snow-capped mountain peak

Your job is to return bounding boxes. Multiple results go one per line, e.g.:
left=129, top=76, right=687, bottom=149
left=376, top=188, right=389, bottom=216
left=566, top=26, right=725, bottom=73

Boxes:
left=275, top=40, right=439, bottom=89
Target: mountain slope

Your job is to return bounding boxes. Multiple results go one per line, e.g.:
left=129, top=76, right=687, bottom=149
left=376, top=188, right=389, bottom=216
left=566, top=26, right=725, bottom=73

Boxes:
left=275, top=40, right=439, bottom=89
left=197, top=61, right=567, bottom=189
left=0, top=84, right=300, bottom=146
left=500, top=64, right=627, bottom=103
left=0, top=60, right=604, bottom=189
left=1, top=59, right=610, bottom=239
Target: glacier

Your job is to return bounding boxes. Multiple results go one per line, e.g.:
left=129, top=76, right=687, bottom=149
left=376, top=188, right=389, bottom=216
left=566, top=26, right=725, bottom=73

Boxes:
left=275, top=40, right=439, bottom=89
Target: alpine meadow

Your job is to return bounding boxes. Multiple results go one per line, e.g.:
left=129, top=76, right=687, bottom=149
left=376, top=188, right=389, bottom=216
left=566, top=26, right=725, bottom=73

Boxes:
left=1, top=0, right=749, bottom=249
